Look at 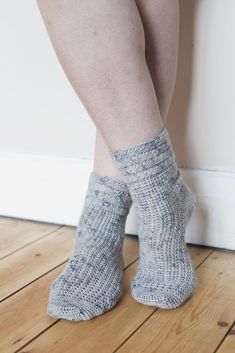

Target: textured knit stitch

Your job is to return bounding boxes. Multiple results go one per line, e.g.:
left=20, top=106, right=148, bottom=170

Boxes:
left=47, top=172, right=132, bottom=321
left=111, top=128, right=197, bottom=309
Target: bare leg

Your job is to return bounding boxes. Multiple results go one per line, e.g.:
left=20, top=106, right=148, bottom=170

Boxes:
left=94, top=131, right=123, bottom=180
left=36, top=0, right=163, bottom=151
left=94, top=0, right=179, bottom=180
left=136, top=0, right=179, bottom=122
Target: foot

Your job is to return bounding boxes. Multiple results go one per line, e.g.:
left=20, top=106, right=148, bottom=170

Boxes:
left=131, top=178, right=196, bottom=309
left=112, top=128, right=197, bottom=309
left=47, top=173, right=131, bottom=321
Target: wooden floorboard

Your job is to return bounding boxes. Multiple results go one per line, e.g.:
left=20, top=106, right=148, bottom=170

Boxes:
left=116, top=251, right=235, bottom=353
left=15, top=247, right=211, bottom=353
left=0, top=236, right=139, bottom=353
left=0, top=227, right=76, bottom=300
left=0, top=217, right=234, bottom=353
left=216, top=322, right=235, bottom=353
left=0, top=216, right=60, bottom=259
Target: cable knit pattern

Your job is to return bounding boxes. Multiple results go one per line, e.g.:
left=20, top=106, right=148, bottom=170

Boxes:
left=47, top=172, right=132, bottom=321
left=112, top=128, right=197, bottom=309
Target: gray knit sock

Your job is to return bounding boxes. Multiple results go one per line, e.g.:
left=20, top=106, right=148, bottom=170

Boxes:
left=47, top=172, right=131, bottom=321
left=111, top=129, right=197, bottom=309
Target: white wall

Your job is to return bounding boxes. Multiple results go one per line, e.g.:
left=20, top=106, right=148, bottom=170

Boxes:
left=0, top=0, right=235, bottom=168
left=167, top=0, right=235, bottom=172
left=0, top=1, right=235, bottom=249
left=0, top=0, right=95, bottom=160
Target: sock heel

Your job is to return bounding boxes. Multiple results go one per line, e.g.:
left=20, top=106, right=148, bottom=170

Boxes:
left=184, top=185, right=197, bottom=221
left=174, top=178, right=197, bottom=222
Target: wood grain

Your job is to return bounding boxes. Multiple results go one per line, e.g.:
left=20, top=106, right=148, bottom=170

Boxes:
left=0, top=227, right=76, bottom=300
left=116, top=251, right=235, bottom=353
left=16, top=246, right=211, bottom=353
left=0, top=216, right=60, bottom=259
left=216, top=323, right=235, bottom=353
left=0, top=235, right=139, bottom=353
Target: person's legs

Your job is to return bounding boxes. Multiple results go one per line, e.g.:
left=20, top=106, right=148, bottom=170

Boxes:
left=36, top=0, right=163, bottom=151
left=36, top=0, right=160, bottom=321
left=36, top=0, right=196, bottom=316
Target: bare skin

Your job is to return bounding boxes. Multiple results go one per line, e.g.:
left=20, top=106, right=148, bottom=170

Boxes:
left=95, top=0, right=180, bottom=180
left=36, top=0, right=179, bottom=180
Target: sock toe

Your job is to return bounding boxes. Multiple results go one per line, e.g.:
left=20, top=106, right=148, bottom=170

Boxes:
left=131, top=281, right=196, bottom=309
left=47, top=296, right=118, bottom=321
left=48, top=303, right=92, bottom=321
left=47, top=280, right=123, bottom=321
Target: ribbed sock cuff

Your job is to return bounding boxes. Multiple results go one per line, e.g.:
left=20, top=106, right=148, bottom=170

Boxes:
left=111, top=129, right=177, bottom=183
left=85, top=172, right=132, bottom=215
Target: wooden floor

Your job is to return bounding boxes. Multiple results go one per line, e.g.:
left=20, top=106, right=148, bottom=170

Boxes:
left=1, top=216, right=235, bottom=353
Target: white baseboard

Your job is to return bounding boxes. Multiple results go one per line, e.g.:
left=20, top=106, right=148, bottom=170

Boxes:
left=0, top=153, right=234, bottom=250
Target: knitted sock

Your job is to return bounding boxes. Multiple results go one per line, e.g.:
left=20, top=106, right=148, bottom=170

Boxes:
left=111, top=128, right=197, bottom=309
left=47, top=172, right=131, bottom=321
